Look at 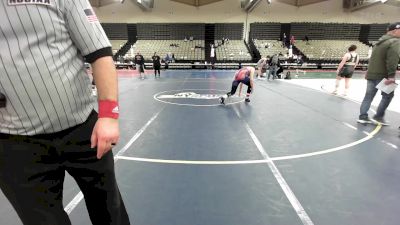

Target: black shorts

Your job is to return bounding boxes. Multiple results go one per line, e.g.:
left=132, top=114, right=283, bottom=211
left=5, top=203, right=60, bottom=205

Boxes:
left=231, top=77, right=252, bottom=95
left=137, top=64, right=145, bottom=73
left=338, top=65, right=354, bottom=78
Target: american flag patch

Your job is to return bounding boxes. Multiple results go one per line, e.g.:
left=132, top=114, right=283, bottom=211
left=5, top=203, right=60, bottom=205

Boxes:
left=84, top=8, right=98, bottom=23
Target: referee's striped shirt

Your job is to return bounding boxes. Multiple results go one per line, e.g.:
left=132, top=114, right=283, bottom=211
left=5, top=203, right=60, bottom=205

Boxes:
left=0, top=0, right=112, bottom=135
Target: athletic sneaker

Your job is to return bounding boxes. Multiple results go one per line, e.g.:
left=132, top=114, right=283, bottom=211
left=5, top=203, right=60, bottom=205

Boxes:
left=331, top=90, right=338, bottom=95
left=245, top=98, right=250, bottom=103
left=357, top=117, right=373, bottom=124
left=219, top=97, right=225, bottom=105
left=371, top=117, right=390, bottom=126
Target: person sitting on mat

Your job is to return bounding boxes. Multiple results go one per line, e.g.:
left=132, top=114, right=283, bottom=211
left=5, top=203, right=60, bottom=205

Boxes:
left=219, top=67, right=255, bottom=104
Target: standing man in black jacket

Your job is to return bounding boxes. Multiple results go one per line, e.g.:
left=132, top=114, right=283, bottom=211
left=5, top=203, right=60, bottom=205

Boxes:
left=152, top=52, right=162, bottom=79
left=135, top=52, right=145, bottom=80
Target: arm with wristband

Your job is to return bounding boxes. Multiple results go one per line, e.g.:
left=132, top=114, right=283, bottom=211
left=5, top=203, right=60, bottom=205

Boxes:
left=65, top=0, right=119, bottom=159
left=90, top=56, right=120, bottom=159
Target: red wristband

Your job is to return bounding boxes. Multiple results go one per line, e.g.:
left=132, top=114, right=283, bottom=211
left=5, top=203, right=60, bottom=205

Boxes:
left=98, top=100, right=119, bottom=119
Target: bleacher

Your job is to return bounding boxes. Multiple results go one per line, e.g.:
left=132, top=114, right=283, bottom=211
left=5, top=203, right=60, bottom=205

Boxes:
left=110, top=40, right=128, bottom=54
left=253, top=39, right=287, bottom=58
left=290, top=23, right=361, bottom=40
left=132, top=40, right=205, bottom=61
left=214, top=40, right=252, bottom=62
left=211, top=23, right=251, bottom=62
left=214, top=23, right=244, bottom=40
left=295, top=40, right=370, bottom=62
left=100, top=22, right=393, bottom=69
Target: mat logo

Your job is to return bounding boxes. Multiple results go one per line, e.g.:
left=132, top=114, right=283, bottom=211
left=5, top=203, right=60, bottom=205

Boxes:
left=158, top=92, right=222, bottom=100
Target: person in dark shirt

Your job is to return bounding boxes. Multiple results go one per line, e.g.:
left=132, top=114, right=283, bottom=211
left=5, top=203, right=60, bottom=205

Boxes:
left=304, top=35, right=310, bottom=45
left=152, top=52, right=162, bottom=78
left=268, top=54, right=280, bottom=80
left=282, top=33, right=287, bottom=47
left=134, top=52, right=145, bottom=80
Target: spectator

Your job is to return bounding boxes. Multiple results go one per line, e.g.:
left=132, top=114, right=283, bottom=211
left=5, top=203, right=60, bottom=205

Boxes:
left=152, top=52, right=162, bottom=79
left=135, top=52, right=145, bottom=80
left=164, top=52, right=173, bottom=69
left=357, top=22, right=400, bottom=125
left=282, top=33, right=287, bottom=47
left=171, top=53, right=176, bottom=63
left=210, top=44, right=216, bottom=67
left=304, top=35, right=310, bottom=45
left=256, top=57, right=269, bottom=78
left=290, top=35, right=296, bottom=45
left=268, top=54, right=280, bottom=80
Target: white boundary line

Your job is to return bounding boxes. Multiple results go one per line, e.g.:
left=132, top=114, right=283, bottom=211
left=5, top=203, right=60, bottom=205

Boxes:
left=234, top=108, right=314, bottom=225
left=114, top=124, right=381, bottom=165
left=64, top=110, right=162, bottom=215
left=271, top=124, right=381, bottom=161
left=343, top=122, right=357, bottom=130
left=116, top=156, right=270, bottom=165
left=114, top=111, right=162, bottom=162
left=65, top=79, right=385, bottom=216
left=113, top=82, right=383, bottom=165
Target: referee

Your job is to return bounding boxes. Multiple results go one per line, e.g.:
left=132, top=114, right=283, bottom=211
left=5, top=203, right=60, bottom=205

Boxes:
left=0, top=1, right=130, bottom=225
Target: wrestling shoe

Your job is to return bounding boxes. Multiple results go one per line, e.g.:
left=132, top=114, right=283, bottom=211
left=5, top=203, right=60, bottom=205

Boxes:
left=219, top=97, right=225, bottom=105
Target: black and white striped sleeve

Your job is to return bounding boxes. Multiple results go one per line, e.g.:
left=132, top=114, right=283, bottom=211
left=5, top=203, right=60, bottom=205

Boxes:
left=64, top=0, right=112, bottom=63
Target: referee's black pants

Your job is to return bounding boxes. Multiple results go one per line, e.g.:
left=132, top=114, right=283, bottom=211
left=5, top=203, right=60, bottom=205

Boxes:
left=0, top=111, right=130, bottom=225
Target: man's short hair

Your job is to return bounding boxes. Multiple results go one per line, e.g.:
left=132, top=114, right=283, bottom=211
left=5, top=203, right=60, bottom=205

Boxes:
left=348, top=45, right=357, bottom=52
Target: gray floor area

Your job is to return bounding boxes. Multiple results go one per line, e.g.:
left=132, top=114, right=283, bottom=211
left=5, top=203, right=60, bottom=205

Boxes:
left=1, top=70, right=400, bottom=225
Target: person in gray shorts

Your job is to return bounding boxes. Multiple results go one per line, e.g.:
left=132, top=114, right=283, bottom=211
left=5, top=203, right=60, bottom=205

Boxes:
left=332, top=45, right=359, bottom=96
